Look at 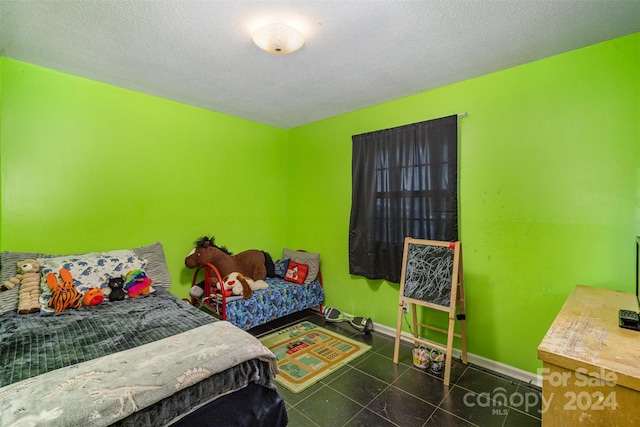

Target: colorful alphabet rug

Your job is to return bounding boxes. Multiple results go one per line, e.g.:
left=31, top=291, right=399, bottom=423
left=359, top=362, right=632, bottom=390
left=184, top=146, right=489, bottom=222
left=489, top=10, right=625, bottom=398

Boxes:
left=259, top=321, right=371, bottom=393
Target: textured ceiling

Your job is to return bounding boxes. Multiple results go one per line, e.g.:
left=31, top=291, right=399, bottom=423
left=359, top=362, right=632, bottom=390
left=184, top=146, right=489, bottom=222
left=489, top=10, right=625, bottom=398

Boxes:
left=1, top=1, right=638, bottom=129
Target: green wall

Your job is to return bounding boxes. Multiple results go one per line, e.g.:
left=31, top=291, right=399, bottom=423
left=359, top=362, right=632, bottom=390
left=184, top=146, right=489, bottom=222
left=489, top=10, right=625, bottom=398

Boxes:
left=1, top=33, right=638, bottom=374
left=0, top=59, right=288, bottom=295
left=0, top=57, right=3, bottom=252
left=286, top=33, right=640, bottom=373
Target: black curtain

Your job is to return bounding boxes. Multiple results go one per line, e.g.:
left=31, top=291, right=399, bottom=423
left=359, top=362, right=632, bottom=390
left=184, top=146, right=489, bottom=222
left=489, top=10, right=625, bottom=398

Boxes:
left=349, top=115, right=458, bottom=283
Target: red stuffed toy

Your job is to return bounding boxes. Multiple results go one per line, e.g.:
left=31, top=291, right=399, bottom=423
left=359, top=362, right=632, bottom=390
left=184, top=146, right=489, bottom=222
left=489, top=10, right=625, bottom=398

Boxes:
left=82, top=288, right=104, bottom=306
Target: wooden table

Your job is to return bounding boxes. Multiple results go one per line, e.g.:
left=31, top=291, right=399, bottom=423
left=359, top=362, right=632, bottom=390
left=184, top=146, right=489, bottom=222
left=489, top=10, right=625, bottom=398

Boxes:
left=538, top=285, right=640, bottom=426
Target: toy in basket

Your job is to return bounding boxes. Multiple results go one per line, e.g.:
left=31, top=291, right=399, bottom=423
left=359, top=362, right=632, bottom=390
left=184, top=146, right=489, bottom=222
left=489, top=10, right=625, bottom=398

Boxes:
left=412, top=346, right=446, bottom=373
left=412, top=345, right=430, bottom=369
left=429, top=349, right=445, bottom=374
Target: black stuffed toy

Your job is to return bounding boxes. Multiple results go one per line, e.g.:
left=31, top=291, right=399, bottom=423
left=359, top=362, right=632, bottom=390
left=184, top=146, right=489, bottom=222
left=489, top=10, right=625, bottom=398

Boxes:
left=107, top=277, right=126, bottom=302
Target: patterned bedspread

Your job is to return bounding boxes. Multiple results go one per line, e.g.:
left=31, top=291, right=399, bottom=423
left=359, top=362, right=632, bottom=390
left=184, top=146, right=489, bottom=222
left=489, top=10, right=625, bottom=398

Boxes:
left=222, top=277, right=324, bottom=330
left=0, top=290, right=277, bottom=426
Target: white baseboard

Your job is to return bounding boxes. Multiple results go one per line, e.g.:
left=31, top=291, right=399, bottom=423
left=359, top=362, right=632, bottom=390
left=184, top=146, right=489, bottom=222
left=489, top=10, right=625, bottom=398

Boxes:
left=371, top=320, right=542, bottom=387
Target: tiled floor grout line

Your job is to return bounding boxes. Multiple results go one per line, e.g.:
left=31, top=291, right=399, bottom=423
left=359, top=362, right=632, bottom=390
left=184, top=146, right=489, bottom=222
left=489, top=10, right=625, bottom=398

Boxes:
left=339, top=385, right=405, bottom=427
left=290, top=406, right=322, bottom=427
left=287, top=383, right=325, bottom=409
left=449, top=380, right=543, bottom=424
left=427, top=405, right=483, bottom=427
left=374, top=391, right=406, bottom=427
left=340, top=407, right=366, bottom=427
left=319, top=381, right=368, bottom=426
left=421, top=374, right=478, bottom=427
left=507, top=383, right=543, bottom=422
left=396, top=359, right=522, bottom=427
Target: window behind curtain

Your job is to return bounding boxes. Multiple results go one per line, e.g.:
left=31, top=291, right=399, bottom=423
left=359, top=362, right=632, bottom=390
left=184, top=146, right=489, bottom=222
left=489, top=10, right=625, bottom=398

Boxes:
left=349, top=115, right=458, bottom=283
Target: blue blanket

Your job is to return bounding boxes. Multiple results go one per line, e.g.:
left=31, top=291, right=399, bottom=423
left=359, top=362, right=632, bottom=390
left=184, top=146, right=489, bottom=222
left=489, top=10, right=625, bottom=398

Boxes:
left=221, top=277, right=324, bottom=330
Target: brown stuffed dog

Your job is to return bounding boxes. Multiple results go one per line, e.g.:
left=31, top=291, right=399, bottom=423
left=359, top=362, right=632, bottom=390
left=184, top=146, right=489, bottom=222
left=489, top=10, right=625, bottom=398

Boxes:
left=220, top=272, right=253, bottom=299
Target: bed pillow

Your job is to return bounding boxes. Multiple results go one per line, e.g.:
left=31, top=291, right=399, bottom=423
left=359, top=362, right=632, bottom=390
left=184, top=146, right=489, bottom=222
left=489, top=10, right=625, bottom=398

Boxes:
left=132, top=242, right=171, bottom=289
left=284, top=260, right=308, bottom=284
left=38, top=252, right=148, bottom=313
left=282, top=249, right=320, bottom=285
left=274, top=258, right=290, bottom=278
left=1, top=242, right=169, bottom=314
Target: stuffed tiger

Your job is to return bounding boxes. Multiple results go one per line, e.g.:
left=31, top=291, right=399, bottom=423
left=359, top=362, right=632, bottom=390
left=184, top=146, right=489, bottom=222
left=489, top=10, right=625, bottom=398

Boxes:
left=46, top=268, right=82, bottom=313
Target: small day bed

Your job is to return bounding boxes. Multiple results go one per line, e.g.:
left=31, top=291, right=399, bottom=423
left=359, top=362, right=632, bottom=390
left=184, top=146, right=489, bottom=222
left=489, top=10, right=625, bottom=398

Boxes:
left=190, top=249, right=324, bottom=331
left=0, top=242, right=286, bottom=427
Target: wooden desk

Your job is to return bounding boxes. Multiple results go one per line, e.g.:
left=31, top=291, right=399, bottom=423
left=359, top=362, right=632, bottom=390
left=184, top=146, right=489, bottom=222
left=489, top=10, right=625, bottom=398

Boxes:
left=538, top=285, right=640, bottom=426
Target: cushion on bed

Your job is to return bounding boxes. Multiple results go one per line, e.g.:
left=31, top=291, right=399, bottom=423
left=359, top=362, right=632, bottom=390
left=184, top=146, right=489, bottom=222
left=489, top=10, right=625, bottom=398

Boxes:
left=283, top=248, right=320, bottom=284
left=273, top=258, right=290, bottom=278
left=132, top=242, right=172, bottom=289
left=284, top=260, right=308, bottom=284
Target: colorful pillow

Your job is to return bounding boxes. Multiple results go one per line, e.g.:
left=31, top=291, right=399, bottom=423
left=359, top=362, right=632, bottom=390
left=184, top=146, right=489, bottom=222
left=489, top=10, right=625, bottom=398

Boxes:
left=274, top=258, right=290, bottom=278
left=284, top=261, right=308, bottom=284
left=38, top=252, right=147, bottom=314
left=282, top=249, right=320, bottom=284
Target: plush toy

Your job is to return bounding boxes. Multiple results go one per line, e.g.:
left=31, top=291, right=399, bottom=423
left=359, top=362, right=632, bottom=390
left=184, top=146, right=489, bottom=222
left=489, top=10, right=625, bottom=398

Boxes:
left=248, top=279, right=269, bottom=291
left=107, top=277, right=126, bottom=302
left=45, top=268, right=83, bottom=313
left=185, top=236, right=275, bottom=284
left=220, top=272, right=253, bottom=299
left=2, top=259, right=38, bottom=291
left=1, top=259, right=42, bottom=314
left=1, top=271, right=20, bottom=291
left=6, top=259, right=43, bottom=314
left=189, top=284, right=204, bottom=299
left=82, top=287, right=104, bottom=306
left=123, top=269, right=152, bottom=298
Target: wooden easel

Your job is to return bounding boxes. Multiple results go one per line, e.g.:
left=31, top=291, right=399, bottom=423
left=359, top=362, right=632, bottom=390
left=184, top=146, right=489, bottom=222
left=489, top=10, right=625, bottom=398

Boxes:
left=393, top=238, right=467, bottom=386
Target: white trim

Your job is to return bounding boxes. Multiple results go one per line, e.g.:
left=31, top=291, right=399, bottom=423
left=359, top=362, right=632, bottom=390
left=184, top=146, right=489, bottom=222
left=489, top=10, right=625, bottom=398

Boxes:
left=371, top=320, right=542, bottom=387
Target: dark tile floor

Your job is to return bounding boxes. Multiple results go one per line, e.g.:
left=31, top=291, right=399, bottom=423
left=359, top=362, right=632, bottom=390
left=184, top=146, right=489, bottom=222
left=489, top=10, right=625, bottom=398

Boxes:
left=251, top=310, right=542, bottom=427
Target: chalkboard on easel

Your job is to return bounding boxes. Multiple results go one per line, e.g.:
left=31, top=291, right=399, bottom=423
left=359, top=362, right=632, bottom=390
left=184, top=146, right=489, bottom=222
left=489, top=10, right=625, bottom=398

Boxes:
left=393, top=237, right=467, bottom=386
left=402, top=242, right=455, bottom=307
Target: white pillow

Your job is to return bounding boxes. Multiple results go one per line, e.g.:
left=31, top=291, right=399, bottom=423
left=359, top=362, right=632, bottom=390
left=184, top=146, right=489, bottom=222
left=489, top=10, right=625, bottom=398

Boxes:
left=38, top=252, right=147, bottom=313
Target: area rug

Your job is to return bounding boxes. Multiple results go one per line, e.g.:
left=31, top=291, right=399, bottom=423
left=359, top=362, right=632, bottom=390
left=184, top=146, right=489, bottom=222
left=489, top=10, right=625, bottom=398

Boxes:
left=260, top=321, right=372, bottom=393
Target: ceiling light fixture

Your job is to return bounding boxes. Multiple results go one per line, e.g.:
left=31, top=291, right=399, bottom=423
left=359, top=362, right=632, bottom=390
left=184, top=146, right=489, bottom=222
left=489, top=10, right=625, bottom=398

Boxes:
left=252, top=23, right=304, bottom=54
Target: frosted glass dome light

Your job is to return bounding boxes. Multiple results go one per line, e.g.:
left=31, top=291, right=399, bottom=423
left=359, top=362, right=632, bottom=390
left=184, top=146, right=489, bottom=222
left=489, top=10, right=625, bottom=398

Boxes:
left=252, top=23, right=304, bottom=54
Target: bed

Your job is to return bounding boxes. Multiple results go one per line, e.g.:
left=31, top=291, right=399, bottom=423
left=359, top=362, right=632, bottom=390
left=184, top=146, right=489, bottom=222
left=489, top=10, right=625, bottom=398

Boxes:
left=189, top=250, right=324, bottom=331
left=0, top=242, right=287, bottom=427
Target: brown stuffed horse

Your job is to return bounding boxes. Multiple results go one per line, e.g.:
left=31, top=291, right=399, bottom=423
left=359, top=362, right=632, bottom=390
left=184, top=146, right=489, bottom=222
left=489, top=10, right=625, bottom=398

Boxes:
left=185, top=236, right=275, bottom=283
